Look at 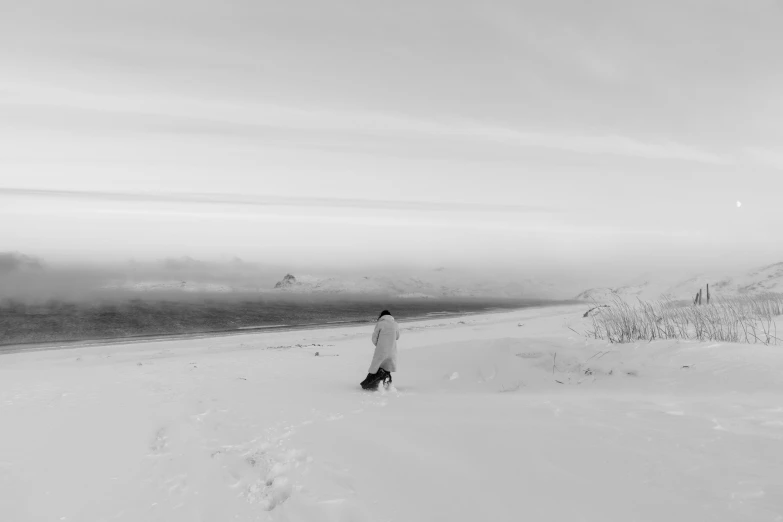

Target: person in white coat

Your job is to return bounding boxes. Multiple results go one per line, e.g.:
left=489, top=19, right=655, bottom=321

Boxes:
left=360, top=310, right=399, bottom=390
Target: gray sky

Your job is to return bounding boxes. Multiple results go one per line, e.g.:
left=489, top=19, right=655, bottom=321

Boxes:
left=1, top=0, right=782, bottom=276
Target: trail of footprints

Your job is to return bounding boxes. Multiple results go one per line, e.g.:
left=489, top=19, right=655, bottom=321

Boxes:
left=148, top=384, right=402, bottom=514
left=238, top=384, right=401, bottom=512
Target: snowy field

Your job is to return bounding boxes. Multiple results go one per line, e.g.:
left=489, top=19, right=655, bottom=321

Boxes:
left=2, top=304, right=783, bottom=521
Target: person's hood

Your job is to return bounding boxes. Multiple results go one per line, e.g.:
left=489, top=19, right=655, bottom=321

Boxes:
left=378, top=315, right=395, bottom=322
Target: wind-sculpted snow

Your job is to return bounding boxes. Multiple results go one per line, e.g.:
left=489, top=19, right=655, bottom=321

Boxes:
left=576, top=260, right=783, bottom=303
left=1, top=305, right=782, bottom=521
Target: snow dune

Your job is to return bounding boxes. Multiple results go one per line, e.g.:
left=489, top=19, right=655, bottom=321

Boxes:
left=1, top=305, right=782, bottom=521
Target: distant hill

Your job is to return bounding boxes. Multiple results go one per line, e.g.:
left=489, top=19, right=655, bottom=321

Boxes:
left=269, top=271, right=564, bottom=299
left=99, top=267, right=567, bottom=300
left=576, top=261, right=783, bottom=303
left=270, top=272, right=469, bottom=298
left=103, top=281, right=234, bottom=293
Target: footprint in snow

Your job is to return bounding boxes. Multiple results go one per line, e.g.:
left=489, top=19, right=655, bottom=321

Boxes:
left=213, top=424, right=313, bottom=512
left=148, top=428, right=169, bottom=455
left=240, top=448, right=310, bottom=511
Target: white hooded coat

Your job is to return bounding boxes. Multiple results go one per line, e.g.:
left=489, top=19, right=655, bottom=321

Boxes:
left=369, top=315, right=399, bottom=373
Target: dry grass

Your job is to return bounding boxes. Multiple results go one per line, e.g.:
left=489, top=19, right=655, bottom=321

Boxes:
left=586, top=293, right=783, bottom=345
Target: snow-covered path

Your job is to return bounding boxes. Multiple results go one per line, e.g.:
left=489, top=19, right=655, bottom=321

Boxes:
left=2, top=305, right=782, bottom=521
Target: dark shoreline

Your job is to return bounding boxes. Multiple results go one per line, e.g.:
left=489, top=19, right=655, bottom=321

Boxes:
left=0, top=301, right=572, bottom=356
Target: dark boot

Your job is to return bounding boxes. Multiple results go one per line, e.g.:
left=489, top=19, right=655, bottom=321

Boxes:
left=360, top=372, right=382, bottom=390
left=380, top=369, right=392, bottom=387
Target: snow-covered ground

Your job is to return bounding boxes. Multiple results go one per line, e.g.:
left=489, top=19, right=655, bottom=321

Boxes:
left=576, top=260, right=783, bottom=303
left=2, top=305, right=782, bottom=521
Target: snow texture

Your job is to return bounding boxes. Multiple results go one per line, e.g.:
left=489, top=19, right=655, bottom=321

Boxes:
left=576, top=261, right=783, bottom=303
left=1, top=305, right=782, bottom=521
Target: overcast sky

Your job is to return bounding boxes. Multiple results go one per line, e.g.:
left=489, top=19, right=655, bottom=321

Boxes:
left=1, top=0, right=782, bottom=277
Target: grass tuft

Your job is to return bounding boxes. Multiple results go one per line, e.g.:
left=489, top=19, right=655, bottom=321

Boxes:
left=585, top=293, right=783, bottom=345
